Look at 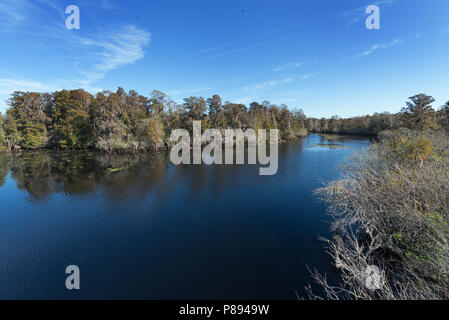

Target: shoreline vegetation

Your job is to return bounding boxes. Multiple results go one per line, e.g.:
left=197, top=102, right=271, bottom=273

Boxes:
left=0, top=88, right=309, bottom=153
left=308, top=95, right=449, bottom=300
left=1, top=88, right=447, bottom=154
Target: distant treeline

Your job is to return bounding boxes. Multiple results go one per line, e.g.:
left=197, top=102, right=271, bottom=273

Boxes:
left=0, top=88, right=307, bottom=152
left=0, top=89, right=448, bottom=152
left=306, top=94, right=449, bottom=136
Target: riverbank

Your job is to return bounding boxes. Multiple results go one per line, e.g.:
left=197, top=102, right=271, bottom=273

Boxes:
left=311, top=129, right=449, bottom=300
left=0, top=128, right=309, bottom=153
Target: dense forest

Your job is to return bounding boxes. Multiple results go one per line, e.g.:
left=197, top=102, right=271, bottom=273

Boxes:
left=0, top=89, right=448, bottom=153
left=0, top=88, right=307, bottom=152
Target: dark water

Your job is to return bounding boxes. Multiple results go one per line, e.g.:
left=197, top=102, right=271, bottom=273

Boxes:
left=0, top=134, right=370, bottom=299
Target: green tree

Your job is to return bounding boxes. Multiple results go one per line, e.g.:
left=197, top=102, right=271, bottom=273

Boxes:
left=6, top=92, right=49, bottom=149
left=2, top=114, right=21, bottom=151
left=149, top=90, right=167, bottom=115
left=182, top=96, right=208, bottom=132
left=207, top=94, right=223, bottom=127
left=401, top=94, right=438, bottom=130
left=291, top=108, right=307, bottom=136
left=0, top=113, right=6, bottom=151
left=50, top=89, right=94, bottom=149
left=207, top=95, right=222, bottom=117
left=147, top=118, right=165, bottom=151
left=223, top=103, right=248, bottom=129
left=91, top=90, right=128, bottom=151
left=279, top=106, right=293, bottom=140
left=122, top=88, right=151, bottom=149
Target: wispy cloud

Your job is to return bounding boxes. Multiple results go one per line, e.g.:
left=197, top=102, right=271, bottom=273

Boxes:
left=358, top=38, right=403, bottom=57
left=243, top=78, right=293, bottom=90
left=101, top=0, right=115, bottom=10
left=41, top=25, right=151, bottom=91
left=301, top=73, right=316, bottom=80
left=0, top=0, right=151, bottom=93
left=0, top=78, right=60, bottom=96
left=67, top=0, right=116, bottom=10
left=79, top=25, right=151, bottom=75
left=273, top=62, right=301, bottom=72
left=0, top=0, right=34, bottom=28
left=167, top=87, right=212, bottom=96
left=210, top=38, right=286, bottom=59
left=205, top=24, right=301, bottom=59
left=183, top=42, right=233, bottom=59
left=187, top=24, right=300, bottom=60
left=233, top=96, right=257, bottom=104
left=0, top=0, right=64, bottom=30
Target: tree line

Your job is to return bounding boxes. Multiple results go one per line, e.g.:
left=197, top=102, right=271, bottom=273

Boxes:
left=306, top=94, right=449, bottom=135
left=0, top=89, right=448, bottom=152
left=0, top=88, right=307, bottom=152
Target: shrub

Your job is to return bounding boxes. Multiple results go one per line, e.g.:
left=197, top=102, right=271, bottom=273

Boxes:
left=390, top=135, right=434, bottom=164
left=310, top=131, right=449, bottom=300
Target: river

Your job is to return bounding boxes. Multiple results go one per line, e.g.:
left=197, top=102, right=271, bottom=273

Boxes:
left=0, top=134, right=370, bottom=299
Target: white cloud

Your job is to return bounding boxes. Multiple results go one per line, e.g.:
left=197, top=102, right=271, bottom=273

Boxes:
left=77, top=25, right=151, bottom=82
left=0, top=0, right=151, bottom=92
left=243, top=78, right=293, bottom=90
left=190, top=25, right=297, bottom=60
left=301, top=73, right=316, bottom=80
left=273, top=62, right=301, bottom=72
left=0, top=78, right=62, bottom=111
left=210, top=40, right=274, bottom=59
left=0, top=0, right=64, bottom=30
left=358, top=38, right=403, bottom=56
left=51, top=25, right=150, bottom=90
left=0, top=0, right=32, bottom=27
left=209, top=35, right=291, bottom=59
left=0, top=78, right=47, bottom=94
left=13, top=24, right=152, bottom=92
left=167, top=87, right=212, bottom=96
left=234, top=96, right=257, bottom=104
left=101, top=0, right=115, bottom=10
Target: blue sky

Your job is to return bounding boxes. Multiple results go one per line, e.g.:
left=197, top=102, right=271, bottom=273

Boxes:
left=0, top=0, right=448, bottom=117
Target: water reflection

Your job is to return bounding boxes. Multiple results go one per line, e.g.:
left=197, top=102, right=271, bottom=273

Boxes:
left=1, top=151, right=164, bottom=201
left=0, top=134, right=370, bottom=299
left=0, top=153, right=9, bottom=187
left=1, top=144, right=303, bottom=203
left=0, top=135, right=369, bottom=206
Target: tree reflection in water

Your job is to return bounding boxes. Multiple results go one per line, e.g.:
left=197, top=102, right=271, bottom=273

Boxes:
left=2, top=151, right=169, bottom=202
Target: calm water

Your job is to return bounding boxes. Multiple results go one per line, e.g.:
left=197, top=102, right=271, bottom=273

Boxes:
left=0, top=134, right=370, bottom=299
